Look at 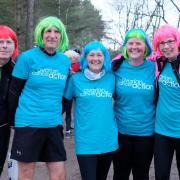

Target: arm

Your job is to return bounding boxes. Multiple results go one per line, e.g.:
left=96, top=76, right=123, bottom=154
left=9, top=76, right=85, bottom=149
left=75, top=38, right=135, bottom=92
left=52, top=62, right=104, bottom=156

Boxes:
left=8, top=77, right=26, bottom=126
left=62, top=97, right=72, bottom=114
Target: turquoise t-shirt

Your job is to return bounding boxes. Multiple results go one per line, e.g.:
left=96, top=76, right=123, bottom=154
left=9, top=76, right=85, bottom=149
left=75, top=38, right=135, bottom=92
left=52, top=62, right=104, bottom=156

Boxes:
left=13, top=47, right=71, bottom=127
left=155, top=62, right=180, bottom=138
left=64, top=72, right=118, bottom=155
left=114, top=59, right=156, bottom=136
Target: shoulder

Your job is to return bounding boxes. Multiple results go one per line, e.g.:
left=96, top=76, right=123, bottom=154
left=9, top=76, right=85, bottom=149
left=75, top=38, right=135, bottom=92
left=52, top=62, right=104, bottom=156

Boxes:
left=16, top=47, right=38, bottom=61
left=105, top=72, right=115, bottom=83
left=106, top=71, right=115, bottom=78
left=57, top=52, right=70, bottom=61
left=67, top=72, right=82, bottom=86
left=145, top=59, right=156, bottom=68
left=70, top=71, right=83, bottom=79
left=57, top=52, right=71, bottom=65
left=22, top=47, right=38, bottom=56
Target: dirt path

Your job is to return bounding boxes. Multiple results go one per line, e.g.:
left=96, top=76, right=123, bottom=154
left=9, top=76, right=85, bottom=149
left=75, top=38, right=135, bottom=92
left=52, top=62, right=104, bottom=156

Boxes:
left=1, top=130, right=179, bottom=180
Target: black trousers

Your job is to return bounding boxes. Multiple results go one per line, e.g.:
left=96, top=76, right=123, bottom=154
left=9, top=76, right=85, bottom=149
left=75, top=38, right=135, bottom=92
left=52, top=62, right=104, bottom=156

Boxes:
left=113, top=133, right=154, bottom=180
left=0, top=123, right=10, bottom=176
left=154, top=133, right=180, bottom=180
left=65, top=100, right=73, bottom=131
left=77, top=152, right=113, bottom=180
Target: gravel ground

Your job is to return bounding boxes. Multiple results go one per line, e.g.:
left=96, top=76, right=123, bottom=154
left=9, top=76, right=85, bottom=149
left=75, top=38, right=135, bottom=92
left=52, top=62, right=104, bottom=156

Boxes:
left=1, top=129, right=179, bottom=180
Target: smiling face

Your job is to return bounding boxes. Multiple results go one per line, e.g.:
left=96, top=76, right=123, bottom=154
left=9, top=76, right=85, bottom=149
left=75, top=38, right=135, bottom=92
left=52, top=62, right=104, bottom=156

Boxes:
left=0, top=38, right=15, bottom=66
left=43, top=27, right=61, bottom=54
left=86, top=49, right=104, bottom=73
left=159, top=37, right=179, bottom=61
left=126, top=38, right=146, bottom=63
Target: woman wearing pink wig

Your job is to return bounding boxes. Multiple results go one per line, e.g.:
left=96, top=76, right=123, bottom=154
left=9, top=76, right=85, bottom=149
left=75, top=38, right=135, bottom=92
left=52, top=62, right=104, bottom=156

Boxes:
left=0, top=25, right=19, bottom=176
left=153, top=24, right=180, bottom=180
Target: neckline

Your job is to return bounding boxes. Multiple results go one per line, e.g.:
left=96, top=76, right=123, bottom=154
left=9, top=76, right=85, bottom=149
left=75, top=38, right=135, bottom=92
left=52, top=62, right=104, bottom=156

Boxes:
left=39, top=47, right=56, bottom=56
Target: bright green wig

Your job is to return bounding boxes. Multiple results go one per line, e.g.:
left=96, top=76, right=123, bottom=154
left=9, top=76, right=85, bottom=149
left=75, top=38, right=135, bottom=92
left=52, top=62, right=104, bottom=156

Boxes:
left=121, top=28, right=152, bottom=59
left=34, top=16, right=69, bottom=52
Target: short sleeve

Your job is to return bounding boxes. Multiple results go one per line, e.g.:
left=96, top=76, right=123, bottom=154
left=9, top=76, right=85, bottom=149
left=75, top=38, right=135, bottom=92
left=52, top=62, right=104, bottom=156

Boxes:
left=64, top=76, right=75, bottom=100
left=12, top=52, right=30, bottom=79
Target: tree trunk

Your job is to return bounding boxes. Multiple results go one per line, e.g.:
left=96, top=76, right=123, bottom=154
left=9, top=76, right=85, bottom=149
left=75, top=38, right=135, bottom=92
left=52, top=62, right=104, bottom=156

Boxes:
left=25, top=0, right=35, bottom=49
left=15, top=0, right=21, bottom=37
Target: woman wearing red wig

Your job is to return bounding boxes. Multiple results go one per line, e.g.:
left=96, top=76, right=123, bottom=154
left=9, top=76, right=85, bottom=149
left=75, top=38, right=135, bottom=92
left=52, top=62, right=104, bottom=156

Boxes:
left=0, top=25, right=19, bottom=176
left=153, top=24, right=180, bottom=180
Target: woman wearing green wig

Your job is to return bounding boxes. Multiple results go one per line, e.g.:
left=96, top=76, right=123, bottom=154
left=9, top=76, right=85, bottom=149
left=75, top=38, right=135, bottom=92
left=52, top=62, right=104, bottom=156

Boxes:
left=112, top=28, right=156, bottom=180
left=9, top=16, right=70, bottom=180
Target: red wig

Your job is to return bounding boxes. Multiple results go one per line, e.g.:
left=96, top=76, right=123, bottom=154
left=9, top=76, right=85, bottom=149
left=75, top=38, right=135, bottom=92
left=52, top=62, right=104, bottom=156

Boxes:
left=153, top=24, right=180, bottom=57
left=0, top=25, right=19, bottom=60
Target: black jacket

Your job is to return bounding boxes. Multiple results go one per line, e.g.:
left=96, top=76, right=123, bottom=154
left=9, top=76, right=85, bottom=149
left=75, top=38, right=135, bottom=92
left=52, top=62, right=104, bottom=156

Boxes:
left=0, top=60, right=14, bottom=124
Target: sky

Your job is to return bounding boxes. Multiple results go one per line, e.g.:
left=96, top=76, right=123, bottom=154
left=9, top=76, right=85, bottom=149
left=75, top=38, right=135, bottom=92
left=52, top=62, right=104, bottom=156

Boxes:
left=91, top=0, right=180, bottom=25
left=90, top=0, right=113, bottom=22
left=90, top=0, right=180, bottom=49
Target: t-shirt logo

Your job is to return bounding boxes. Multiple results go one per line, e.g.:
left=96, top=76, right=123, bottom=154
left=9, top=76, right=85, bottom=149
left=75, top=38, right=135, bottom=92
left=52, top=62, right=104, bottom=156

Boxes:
left=159, top=75, right=180, bottom=89
left=117, top=77, right=153, bottom=90
left=32, top=68, right=67, bottom=80
left=80, top=88, right=112, bottom=98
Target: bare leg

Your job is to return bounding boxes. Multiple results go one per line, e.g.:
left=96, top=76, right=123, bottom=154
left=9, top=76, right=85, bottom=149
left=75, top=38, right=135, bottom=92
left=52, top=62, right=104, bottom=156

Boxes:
left=18, top=162, right=35, bottom=180
left=47, top=162, right=66, bottom=180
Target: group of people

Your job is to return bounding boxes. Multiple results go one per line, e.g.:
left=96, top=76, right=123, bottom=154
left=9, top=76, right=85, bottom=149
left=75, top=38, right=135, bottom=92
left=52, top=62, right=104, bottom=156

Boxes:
left=0, top=15, right=179, bottom=180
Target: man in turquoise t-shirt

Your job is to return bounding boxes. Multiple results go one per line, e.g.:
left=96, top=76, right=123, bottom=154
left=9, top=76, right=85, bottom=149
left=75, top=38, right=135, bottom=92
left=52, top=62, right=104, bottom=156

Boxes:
left=9, top=16, right=70, bottom=180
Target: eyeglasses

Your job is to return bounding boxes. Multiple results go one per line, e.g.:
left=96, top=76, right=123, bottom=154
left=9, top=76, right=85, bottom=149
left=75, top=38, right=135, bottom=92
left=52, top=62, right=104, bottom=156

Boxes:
left=159, top=40, right=176, bottom=47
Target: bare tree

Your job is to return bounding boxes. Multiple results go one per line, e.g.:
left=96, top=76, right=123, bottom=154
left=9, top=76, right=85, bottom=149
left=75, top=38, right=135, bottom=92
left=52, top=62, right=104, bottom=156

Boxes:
left=105, top=0, right=179, bottom=50
left=169, top=0, right=180, bottom=12
left=106, top=0, right=162, bottom=48
left=169, top=0, right=180, bottom=27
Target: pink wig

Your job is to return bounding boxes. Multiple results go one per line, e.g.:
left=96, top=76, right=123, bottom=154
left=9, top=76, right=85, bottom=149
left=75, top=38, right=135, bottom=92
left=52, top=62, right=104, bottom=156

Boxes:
left=0, top=25, right=19, bottom=60
left=153, top=24, right=180, bottom=57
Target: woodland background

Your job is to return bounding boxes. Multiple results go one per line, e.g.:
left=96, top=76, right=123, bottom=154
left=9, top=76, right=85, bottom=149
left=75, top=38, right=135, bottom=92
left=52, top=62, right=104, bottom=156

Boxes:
left=0, top=0, right=179, bottom=55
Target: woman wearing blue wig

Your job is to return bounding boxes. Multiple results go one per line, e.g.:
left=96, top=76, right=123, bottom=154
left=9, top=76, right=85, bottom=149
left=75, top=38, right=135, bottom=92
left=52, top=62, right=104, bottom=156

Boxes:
left=64, top=41, right=118, bottom=180
left=112, top=28, right=156, bottom=180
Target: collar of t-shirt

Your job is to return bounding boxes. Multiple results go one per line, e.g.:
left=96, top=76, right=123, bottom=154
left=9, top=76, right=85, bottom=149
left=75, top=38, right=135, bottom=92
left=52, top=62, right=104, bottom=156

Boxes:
left=39, top=47, right=56, bottom=56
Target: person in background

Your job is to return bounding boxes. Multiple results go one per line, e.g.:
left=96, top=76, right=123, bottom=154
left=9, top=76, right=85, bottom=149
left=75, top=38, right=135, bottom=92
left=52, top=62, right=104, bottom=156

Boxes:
left=153, top=24, right=180, bottom=180
left=0, top=25, right=19, bottom=177
left=64, top=41, right=118, bottom=180
left=64, top=49, right=80, bottom=138
left=8, top=16, right=70, bottom=180
left=112, top=28, right=156, bottom=180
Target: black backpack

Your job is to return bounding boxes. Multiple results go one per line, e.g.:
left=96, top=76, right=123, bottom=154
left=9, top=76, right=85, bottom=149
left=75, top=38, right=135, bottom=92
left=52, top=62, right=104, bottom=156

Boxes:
left=156, top=54, right=180, bottom=85
left=155, top=54, right=180, bottom=104
left=112, top=55, right=125, bottom=72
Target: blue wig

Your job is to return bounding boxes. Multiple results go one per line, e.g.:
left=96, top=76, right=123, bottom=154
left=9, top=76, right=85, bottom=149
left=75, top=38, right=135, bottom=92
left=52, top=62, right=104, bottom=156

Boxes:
left=80, top=41, right=111, bottom=72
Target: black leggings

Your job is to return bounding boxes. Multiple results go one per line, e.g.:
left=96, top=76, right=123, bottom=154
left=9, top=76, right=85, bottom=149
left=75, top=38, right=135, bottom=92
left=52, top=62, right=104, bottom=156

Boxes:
left=113, top=133, right=154, bottom=180
left=65, top=100, right=72, bottom=131
left=0, top=123, right=10, bottom=176
left=154, top=133, right=180, bottom=180
left=77, top=152, right=113, bottom=180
